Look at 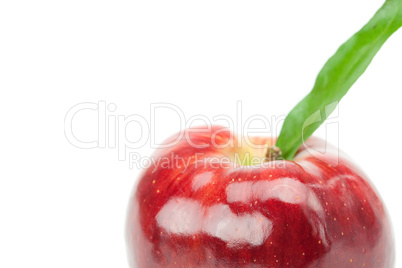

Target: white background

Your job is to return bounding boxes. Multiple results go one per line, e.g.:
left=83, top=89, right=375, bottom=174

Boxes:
left=1, top=0, right=402, bottom=267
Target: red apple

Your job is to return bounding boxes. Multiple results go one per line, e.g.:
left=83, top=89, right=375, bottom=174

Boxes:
left=126, top=126, right=394, bottom=268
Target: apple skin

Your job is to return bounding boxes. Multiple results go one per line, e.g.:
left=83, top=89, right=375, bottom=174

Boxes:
left=126, top=126, right=394, bottom=268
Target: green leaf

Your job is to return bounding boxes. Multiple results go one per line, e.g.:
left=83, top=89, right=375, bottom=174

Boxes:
left=276, top=0, right=402, bottom=160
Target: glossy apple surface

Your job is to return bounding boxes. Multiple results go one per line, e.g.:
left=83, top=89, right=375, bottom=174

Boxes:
left=126, top=126, right=394, bottom=267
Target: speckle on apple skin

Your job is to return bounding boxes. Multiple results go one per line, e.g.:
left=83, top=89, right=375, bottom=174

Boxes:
left=126, top=126, right=394, bottom=268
